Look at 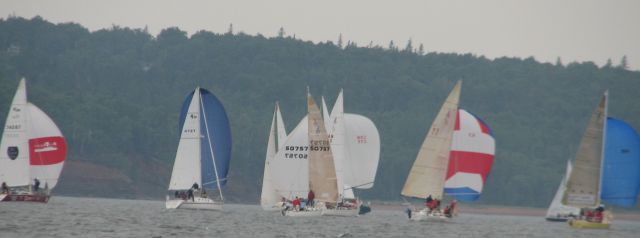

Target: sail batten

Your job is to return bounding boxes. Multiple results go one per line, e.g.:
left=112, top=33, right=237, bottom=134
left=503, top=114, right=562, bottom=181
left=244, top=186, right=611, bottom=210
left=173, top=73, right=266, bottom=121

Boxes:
left=402, top=81, right=461, bottom=199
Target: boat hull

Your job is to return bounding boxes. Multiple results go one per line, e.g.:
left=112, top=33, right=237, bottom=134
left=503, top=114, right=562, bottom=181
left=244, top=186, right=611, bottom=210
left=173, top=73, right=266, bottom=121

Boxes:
left=545, top=217, right=569, bottom=222
left=1, top=193, right=49, bottom=203
left=409, top=209, right=452, bottom=222
left=321, top=208, right=359, bottom=217
left=568, top=219, right=611, bottom=229
left=165, top=197, right=222, bottom=211
left=283, top=209, right=323, bottom=217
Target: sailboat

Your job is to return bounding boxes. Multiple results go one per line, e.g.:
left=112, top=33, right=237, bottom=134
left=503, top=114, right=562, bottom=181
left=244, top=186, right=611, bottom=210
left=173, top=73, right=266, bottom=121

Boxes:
left=563, top=92, right=612, bottom=229
left=260, top=102, right=288, bottom=211
left=545, top=160, right=580, bottom=221
left=320, top=90, right=380, bottom=216
left=0, top=78, right=67, bottom=203
left=281, top=90, right=340, bottom=216
left=165, top=87, right=231, bottom=210
left=402, top=80, right=462, bottom=221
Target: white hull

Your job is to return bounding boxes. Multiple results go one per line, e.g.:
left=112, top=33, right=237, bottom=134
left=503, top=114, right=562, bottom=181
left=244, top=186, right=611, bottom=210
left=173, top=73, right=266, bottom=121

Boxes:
left=0, top=194, right=7, bottom=201
left=165, top=197, right=222, bottom=211
left=321, top=208, right=359, bottom=217
left=410, top=209, right=452, bottom=222
left=283, top=209, right=323, bottom=217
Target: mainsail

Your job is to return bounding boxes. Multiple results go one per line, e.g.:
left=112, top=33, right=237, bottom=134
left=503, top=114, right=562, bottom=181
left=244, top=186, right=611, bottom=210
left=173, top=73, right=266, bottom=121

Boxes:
left=402, top=80, right=461, bottom=199
left=307, top=92, right=338, bottom=203
left=169, top=87, right=231, bottom=198
left=444, top=109, right=495, bottom=201
left=601, top=117, right=640, bottom=207
left=0, top=79, right=30, bottom=187
left=563, top=92, right=607, bottom=207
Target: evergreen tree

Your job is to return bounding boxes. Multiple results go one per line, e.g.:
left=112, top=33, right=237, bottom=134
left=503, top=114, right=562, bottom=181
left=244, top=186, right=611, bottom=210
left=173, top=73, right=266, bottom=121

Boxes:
left=404, top=38, right=413, bottom=52
left=619, top=55, right=629, bottom=69
left=604, top=58, right=613, bottom=68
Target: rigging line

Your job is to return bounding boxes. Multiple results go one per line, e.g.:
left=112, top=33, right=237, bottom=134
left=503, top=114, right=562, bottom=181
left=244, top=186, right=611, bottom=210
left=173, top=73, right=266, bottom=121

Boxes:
left=199, top=89, right=224, bottom=201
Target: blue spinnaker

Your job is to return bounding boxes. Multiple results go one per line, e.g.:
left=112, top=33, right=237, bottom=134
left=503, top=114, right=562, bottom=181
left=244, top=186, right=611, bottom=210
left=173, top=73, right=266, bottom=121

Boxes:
left=199, top=88, right=232, bottom=190
left=601, top=117, right=640, bottom=207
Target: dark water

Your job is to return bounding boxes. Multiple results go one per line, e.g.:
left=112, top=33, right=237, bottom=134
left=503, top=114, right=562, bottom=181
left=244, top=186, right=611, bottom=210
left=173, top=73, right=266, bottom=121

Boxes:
left=0, top=197, right=638, bottom=237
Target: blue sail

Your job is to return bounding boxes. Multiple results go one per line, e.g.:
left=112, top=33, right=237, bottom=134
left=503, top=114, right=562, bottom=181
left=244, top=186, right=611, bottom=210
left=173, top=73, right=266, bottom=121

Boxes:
left=601, top=117, right=640, bottom=207
left=198, top=88, right=232, bottom=190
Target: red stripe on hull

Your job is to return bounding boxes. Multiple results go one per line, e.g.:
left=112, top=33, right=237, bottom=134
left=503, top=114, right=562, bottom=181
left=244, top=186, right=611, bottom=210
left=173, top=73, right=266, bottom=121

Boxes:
left=1, top=194, right=50, bottom=203
left=29, top=136, right=67, bottom=165
left=446, top=151, right=494, bottom=181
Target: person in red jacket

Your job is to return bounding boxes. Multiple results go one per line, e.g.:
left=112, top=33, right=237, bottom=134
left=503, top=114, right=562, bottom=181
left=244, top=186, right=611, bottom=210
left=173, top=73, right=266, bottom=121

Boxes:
left=292, top=196, right=301, bottom=211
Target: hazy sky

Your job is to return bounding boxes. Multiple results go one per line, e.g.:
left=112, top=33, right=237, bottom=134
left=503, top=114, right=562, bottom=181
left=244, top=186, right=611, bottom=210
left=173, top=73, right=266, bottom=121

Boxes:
left=2, top=0, right=639, bottom=70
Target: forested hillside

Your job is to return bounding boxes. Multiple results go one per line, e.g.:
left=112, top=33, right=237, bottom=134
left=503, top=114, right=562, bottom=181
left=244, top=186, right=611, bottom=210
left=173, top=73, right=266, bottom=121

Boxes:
left=1, top=16, right=638, bottom=207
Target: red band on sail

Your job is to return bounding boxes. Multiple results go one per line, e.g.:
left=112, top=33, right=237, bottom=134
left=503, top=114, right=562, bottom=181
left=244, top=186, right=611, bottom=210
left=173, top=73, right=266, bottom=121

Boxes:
left=446, top=151, right=494, bottom=182
left=29, top=136, right=67, bottom=165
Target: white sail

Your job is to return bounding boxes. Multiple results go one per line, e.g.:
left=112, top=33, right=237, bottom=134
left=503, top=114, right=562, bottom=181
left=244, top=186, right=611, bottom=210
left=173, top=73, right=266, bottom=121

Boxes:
left=275, top=102, right=287, bottom=149
left=27, top=103, right=67, bottom=189
left=343, top=113, right=380, bottom=189
left=168, top=89, right=202, bottom=190
left=322, top=96, right=331, bottom=130
left=546, top=160, right=581, bottom=218
left=563, top=92, right=607, bottom=207
left=402, top=80, right=461, bottom=199
left=270, top=116, right=309, bottom=199
left=0, top=79, right=30, bottom=187
left=261, top=103, right=285, bottom=209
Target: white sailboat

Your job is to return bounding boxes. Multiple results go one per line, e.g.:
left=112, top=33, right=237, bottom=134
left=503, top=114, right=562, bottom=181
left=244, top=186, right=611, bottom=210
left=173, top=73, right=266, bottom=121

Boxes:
left=282, top=90, right=340, bottom=216
left=401, top=80, right=461, bottom=221
left=545, top=160, right=580, bottom=221
left=1, top=78, right=67, bottom=203
left=321, top=90, right=380, bottom=216
left=260, top=102, right=288, bottom=211
left=563, top=92, right=612, bottom=229
left=165, top=87, right=232, bottom=210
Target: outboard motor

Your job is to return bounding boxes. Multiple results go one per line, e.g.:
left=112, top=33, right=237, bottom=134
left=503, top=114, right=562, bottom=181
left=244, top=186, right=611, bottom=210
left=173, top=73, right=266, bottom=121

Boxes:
left=405, top=208, right=412, bottom=219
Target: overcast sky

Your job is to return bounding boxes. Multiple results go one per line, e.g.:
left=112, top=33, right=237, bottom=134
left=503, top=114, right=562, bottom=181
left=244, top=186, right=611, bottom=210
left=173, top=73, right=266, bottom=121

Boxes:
left=2, top=0, right=639, bottom=70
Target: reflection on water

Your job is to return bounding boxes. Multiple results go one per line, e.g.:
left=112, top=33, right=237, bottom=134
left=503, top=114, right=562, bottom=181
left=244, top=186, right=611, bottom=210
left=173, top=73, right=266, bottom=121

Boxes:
left=0, top=197, right=638, bottom=238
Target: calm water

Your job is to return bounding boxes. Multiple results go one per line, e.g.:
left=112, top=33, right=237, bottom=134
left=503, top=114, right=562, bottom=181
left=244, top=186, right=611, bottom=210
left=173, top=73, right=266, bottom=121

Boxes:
left=0, top=197, right=638, bottom=238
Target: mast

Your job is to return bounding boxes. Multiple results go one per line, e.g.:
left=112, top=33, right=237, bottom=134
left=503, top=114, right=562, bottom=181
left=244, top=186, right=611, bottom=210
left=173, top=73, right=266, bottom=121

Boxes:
left=597, top=91, right=608, bottom=204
